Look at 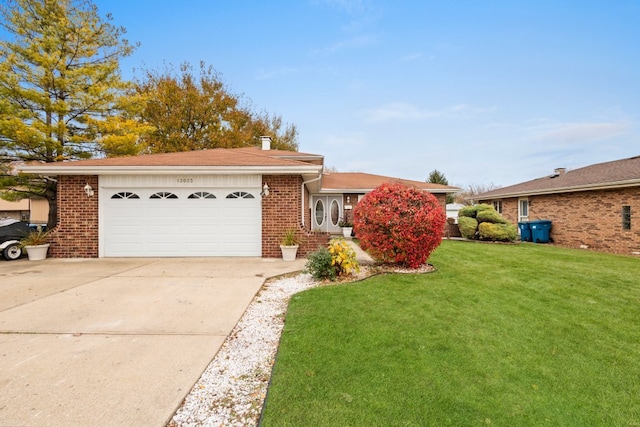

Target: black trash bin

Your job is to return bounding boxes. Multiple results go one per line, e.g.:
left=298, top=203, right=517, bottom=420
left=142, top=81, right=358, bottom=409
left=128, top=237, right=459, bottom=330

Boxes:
left=529, top=220, right=552, bottom=243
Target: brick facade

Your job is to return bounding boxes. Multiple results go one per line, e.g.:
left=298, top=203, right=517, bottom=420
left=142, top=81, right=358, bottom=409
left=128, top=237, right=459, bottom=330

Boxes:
left=481, top=187, right=640, bottom=255
left=50, top=174, right=330, bottom=259
left=261, top=174, right=330, bottom=258
left=50, top=175, right=99, bottom=257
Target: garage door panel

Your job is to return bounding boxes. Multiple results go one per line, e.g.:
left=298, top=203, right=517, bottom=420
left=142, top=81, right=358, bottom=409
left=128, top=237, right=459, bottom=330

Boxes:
left=103, top=187, right=260, bottom=257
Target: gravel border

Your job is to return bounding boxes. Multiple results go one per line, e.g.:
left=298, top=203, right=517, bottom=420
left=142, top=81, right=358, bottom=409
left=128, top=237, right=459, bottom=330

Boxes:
left=168, top=272, right=318, bottom=427
left=168, top=263, right=432, bottom=426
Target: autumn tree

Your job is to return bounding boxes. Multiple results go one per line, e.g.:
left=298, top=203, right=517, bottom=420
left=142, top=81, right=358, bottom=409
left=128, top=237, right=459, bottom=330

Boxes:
left=455, top=183, right=502, bottom=205
left=132, top=62, right=299, bottom=153
left=427, top=169, right=454, bottom=204
left=0, top=0, right=145, bottom=227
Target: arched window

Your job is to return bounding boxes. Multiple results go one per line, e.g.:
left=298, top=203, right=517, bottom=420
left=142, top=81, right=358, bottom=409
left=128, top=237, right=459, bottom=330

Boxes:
left=188, top=192, right=216, bottom=199
left=111, top=192, right=140, bottom=199
left=150, top=192, right=178, bottom=199
left=226, top=191, right=255, bottom=199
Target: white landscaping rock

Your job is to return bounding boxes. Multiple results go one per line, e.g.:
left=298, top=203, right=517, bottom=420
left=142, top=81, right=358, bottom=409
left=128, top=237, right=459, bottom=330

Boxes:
left=169, top=273, right=317, bottom=427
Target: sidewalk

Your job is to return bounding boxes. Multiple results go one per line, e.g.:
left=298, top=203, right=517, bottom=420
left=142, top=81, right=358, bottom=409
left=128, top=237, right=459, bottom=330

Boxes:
left=344, top=239, right=375, bottom=265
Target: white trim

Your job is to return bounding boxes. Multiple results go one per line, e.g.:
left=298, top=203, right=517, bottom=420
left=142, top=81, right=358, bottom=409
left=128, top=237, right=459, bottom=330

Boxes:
left=518, top=198, right=529, bottom=223
left=481, top=179, right=640, bottom=199
left=319, top=187, right=454, bottom=194
left=18, top=164, right=323, bottom=176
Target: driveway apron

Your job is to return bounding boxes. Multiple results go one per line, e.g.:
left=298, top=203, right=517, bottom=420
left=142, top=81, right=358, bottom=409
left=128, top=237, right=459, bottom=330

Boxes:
left=0, top=257, right=305, bottom=426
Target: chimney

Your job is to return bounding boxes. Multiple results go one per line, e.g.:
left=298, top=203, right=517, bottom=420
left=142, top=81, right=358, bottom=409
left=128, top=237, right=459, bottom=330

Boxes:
left=260, top=136, right=272, bottom=151
left=554, top=167, right=566, bottom=175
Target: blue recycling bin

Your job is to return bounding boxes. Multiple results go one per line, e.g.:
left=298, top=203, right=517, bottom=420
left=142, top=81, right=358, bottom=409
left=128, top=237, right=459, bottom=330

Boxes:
left=529, top=220, right=552, bottom=243
left=518, top=222, right=532, bottom=242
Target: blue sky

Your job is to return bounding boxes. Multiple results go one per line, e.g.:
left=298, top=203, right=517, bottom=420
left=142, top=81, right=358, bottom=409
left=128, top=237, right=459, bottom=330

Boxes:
left=67, top=1, right=640, bottom=187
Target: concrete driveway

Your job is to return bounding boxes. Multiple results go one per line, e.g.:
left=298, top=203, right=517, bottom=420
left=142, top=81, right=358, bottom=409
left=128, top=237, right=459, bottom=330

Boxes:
left=0, top=256, right=306, bottom=426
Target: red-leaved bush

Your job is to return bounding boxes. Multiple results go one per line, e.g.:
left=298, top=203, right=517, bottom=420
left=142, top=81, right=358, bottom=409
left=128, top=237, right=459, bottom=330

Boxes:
left=353, top=182, right=446, bottom=268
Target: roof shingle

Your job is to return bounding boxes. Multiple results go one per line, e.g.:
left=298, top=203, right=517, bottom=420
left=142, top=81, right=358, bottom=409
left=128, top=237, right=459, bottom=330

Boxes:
left=478, top=155, right=640, bottom=198
left=321, top=172, right=458, bottom=193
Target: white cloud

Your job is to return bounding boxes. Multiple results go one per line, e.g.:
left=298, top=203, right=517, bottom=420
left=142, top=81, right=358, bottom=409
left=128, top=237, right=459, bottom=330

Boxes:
left=254, top=66, right=299, bottom=80
left=322, top=131, right=367, bottom=147
left=400, top=53, right=423, bottom=61
left=363, top=102, right=495, bottom=122
left=311, top=35, right=376, bottom=55
left=530, top=121, right=631, bottom=144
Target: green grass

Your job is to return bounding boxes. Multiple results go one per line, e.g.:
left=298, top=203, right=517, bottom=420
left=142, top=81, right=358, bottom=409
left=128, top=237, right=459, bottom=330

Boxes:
left=261, top=240, right=640, bottom=426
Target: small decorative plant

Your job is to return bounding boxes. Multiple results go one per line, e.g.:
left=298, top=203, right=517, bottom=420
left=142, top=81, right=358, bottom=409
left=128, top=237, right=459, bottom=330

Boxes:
left=305, top=238, right=360, bottom=281
left=20, top=229, right=50, bottom=247
left=338, top=218, right=353, bottom=228
left=280, top=229, right=300, bottom=247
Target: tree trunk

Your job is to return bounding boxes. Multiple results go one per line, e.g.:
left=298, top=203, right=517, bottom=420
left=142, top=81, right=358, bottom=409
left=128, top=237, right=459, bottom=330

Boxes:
left=45, top=181, right=57, bottom=229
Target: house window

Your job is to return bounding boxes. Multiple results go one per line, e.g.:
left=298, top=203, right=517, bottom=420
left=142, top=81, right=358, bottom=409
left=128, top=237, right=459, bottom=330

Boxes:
left=111, top=192, right=140, bottom=199
left=226, top=191, right=254, bottom=199
left=493, top=200, right=502, bottom=214
left=518, top=198, right=529, bottom=223
left=188, top=191, right=216, bottom=199
left=622, top=206, right=631, bottom=230
left=150, top=192, right=178, bottom=199
left=330, top=200, right=340, bottom=226
left=315, top=199, right=325, bottom=226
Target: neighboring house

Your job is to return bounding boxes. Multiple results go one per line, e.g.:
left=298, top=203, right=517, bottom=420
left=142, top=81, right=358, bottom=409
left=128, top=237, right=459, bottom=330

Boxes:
left=0, top=197, right=48, bottom=225
left=477, top=155, right=640, bottom=255
left=445, top=203, right=465, bottom=223
left=18, top=138, right=459, bottom=258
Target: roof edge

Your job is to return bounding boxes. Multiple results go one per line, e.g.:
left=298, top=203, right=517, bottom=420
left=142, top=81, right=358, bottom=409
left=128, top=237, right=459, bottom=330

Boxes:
left=478, top=179, right=640, bottom=199
left=17, top=164, right=323, bottom=176
left=319, top=187, right=458, bottom=194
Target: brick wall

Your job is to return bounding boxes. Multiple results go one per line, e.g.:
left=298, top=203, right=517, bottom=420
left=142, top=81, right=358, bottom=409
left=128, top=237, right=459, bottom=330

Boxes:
left=50, top=175, right=99, bottom=257
left=481, top=187, right=640, bottom=255
left=261, top=175, right=330, bottom=258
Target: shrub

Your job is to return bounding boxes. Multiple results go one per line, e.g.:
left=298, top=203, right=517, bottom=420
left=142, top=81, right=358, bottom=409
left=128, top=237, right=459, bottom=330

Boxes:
left=476, top=209, right=508, bottom=224
left=478, top=222, right=518, bottom=241
left=458, top=205, right=477, bottom=218
left=458, top=216, right=479, bottom=239
left=305, top=247, right=336, bottom=280
left=353, top=182, right=446, bottom=268
left=459, top=204, right=493, bottom=218
left=328, top=238, right=360, bottom=277
left=305, top=239, right=360, bottom=281
left=458, top=205, right=517, bottom=242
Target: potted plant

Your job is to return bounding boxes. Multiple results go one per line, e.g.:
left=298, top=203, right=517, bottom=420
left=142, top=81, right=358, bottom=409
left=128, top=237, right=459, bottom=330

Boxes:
left=280, top=229, right=300, bottom=261
left=20, top=229, right=51, bottom=261
left=338, top=217, right=354, bottom=238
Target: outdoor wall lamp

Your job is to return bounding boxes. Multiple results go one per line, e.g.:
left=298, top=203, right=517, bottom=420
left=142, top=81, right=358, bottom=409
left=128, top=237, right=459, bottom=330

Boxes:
left=84, top=183, right=94, bottom=197
left=260, top=183, right=270, bottom=197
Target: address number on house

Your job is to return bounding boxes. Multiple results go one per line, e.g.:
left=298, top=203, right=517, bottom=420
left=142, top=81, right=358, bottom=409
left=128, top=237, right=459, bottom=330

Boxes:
left=176, top=177, right=194, bottom=184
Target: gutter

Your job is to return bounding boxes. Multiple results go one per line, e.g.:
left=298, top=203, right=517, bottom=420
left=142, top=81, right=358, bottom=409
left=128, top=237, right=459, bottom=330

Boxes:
left=301, top=175, right=323, bottom=226
left=17, top=164, right=323, bottom=176
left=318, top=187, right=459, bottom=194
left=479, top=179, right=640, bottom=199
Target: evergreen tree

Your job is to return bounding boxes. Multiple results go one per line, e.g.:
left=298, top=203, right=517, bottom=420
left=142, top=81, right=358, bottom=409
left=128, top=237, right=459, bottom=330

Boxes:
left=427, top=169, right=454, bottom=204
left=0, top=0, right=144, bottom=226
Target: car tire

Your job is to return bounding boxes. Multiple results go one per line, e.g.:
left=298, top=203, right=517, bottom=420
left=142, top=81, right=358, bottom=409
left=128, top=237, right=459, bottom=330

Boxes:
left=3, top=243, right=22, bottom=261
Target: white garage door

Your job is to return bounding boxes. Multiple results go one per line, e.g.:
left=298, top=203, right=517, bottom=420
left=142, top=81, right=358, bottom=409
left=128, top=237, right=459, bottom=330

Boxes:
left=102, top=186, right=261, bottom=257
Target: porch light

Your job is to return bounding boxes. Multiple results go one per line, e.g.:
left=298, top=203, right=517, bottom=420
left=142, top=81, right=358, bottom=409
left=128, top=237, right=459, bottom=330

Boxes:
left=84, top=183, right=94, bottom=197
left=261, top=183, right=270, bottom=197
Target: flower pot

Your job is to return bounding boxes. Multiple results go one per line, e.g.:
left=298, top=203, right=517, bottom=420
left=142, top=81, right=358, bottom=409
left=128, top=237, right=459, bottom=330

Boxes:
left=280, top=244, right=299, bottom=261
left=342, top=227, right=353, bottom=238
left=25, top=243, right=50, bottom=261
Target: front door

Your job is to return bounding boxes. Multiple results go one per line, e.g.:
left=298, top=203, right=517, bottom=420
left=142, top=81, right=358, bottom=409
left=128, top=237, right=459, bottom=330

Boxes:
left=312, top=195, right=342, bottom=233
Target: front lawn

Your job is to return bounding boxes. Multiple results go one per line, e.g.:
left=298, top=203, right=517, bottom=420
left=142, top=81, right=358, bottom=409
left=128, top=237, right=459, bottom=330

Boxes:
left=261, top=240, right=640, bottom=426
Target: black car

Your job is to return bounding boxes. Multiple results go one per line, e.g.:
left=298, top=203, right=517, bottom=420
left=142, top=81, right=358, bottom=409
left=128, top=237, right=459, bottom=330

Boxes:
left=0, top=219, right=32, bottom=260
